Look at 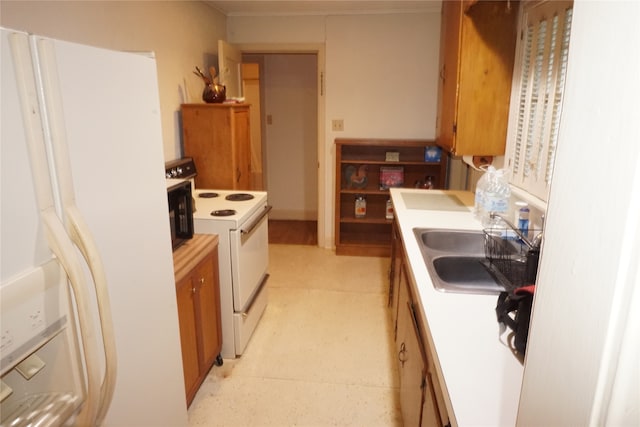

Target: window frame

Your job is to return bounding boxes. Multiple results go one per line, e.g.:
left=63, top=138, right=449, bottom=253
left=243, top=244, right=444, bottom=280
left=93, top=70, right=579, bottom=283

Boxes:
left=505, top=0, right=574, bottom=202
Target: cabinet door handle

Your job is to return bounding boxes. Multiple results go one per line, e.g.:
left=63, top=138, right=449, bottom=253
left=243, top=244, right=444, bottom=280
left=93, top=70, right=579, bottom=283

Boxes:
left=199, top=277, right=205, bottom=285
left=236, top=168, right=241, bottom=182
left=398, top=342, right=408, bottom=367
left=191, top=286, right=196, bottom=294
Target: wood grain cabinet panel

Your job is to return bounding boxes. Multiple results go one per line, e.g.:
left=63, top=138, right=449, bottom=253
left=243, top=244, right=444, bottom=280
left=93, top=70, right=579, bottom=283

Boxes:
left=181, top=104, right=252, bottom=190
left=175, top=276, right=200, bottom=398
left=436, top=0, right=518, bottom=156
left=393, top=239, right=451, bottom=427
left=173, top=234, right=223, bottom=406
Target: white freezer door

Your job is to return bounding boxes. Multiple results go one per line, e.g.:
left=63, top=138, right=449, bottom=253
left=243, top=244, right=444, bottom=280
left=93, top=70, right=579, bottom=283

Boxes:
left=1, top=27, right=86, bottom=426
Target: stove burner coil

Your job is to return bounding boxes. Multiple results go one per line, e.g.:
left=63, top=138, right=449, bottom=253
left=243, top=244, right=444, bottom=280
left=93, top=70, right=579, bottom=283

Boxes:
left=199, top=192, right=219, bottom=198
left=225, top=193, right=254, bottom=201
left=211, top=209, right=237, bottom=217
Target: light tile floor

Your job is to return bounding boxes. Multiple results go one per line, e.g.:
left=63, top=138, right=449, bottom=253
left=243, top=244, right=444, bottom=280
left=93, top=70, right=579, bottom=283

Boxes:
left=188, top=244, right=402, bottom=426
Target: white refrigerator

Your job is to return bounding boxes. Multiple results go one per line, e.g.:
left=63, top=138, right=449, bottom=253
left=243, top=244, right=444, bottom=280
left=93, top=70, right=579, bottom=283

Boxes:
left=0, top=28, right=188, bottom=426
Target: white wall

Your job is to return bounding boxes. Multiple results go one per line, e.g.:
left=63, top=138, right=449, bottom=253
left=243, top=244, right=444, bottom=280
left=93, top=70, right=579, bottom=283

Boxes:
left=324, top=13, right=440, bottom=139
left=228, top=10, right=441, bottom=247
left=518, top=1, right=640, bottom=425
left=262, top=54, right=318, bottom=220
left=0, top=0, right=226, bottom=162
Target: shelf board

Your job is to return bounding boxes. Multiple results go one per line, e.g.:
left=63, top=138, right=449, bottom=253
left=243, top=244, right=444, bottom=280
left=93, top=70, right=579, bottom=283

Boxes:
left=340, top=159, right=440, bottom=166
left=335, top=243, right=390, bottom=257
left=339, top=217, right=392, bottom=225
left=340, top=188, right=391, bottom=195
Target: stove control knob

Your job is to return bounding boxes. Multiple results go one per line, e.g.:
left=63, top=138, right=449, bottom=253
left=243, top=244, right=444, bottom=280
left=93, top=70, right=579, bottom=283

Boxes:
left=176, top=167, right=183, bottom=177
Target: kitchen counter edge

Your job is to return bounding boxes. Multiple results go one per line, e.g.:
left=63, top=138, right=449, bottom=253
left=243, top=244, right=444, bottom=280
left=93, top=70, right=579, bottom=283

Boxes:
left=172, top=234, right=219, bottom=284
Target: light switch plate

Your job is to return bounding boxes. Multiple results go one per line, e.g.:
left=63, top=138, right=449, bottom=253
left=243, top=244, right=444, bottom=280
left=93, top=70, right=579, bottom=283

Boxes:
left=332, top=119, right=344, bottom=131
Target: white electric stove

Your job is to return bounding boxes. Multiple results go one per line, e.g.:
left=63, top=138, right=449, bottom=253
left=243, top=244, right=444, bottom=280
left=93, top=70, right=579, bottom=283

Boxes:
left=166, top=159, right=270, bottom=359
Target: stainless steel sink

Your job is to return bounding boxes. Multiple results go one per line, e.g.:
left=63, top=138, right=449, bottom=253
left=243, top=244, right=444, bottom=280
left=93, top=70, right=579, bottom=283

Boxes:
left=431, top=256, right=505, bottom=294
left=419, top=229, right=485, bottom=254
left=414, top=228, right=505, bottom=295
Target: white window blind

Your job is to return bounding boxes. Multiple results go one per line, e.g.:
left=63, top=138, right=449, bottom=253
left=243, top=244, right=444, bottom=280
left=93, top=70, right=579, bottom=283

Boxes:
left=506, top=1, right=573, bottom=201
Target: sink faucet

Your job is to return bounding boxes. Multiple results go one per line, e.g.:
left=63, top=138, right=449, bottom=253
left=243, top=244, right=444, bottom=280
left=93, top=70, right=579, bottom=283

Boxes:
left=489, top=212, right=543, bottom=250
left=531, top=214, right=545, bottom=250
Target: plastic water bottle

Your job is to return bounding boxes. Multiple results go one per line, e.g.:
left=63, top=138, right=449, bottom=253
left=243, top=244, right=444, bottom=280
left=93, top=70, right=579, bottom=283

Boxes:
left=481, top=168, right=510, bottom=227
left=473, top=166, right=494, bottom=221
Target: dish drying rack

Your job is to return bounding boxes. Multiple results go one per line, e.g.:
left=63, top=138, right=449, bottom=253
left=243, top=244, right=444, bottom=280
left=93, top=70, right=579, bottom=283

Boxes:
left=482, top=216, right=541, bottom=291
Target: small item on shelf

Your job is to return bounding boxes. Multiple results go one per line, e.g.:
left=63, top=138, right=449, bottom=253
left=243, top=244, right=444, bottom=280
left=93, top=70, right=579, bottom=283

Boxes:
left=344, top=164, right=368, bottom=189
left=424, top=175, right=435, bottom=189
left=380, top=166, right=404, bottom=190
left=424, top=146, right=442, bottom=162
left=355, top=195, right=367, bottom=218
left=415, top=175, right=435, bottom=189
left=385, top=151, right=400, bottom=162
left=386, top=199, right=394, bottom=220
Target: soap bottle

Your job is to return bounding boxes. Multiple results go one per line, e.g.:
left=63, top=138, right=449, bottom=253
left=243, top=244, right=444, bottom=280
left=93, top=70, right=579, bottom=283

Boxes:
left=385, top=199, right=394, bottom=219
left=355, top=195, right=366, bottom=218
left=516, top=202, right=530, bottom=237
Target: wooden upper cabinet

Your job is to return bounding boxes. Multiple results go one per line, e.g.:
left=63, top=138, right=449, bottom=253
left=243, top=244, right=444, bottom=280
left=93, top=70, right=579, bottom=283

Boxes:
left=181, top=103, right=252, bottom=190
left=436, top=0, right=519, bottom=156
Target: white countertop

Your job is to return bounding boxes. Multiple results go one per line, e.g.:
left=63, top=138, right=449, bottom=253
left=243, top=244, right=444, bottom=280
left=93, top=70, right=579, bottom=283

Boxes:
left=390, top=188, right=523, bottom=427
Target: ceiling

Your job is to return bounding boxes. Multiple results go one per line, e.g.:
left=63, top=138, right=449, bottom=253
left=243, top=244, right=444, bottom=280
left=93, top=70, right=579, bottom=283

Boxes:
left=205, top=1, right=441, bottom=16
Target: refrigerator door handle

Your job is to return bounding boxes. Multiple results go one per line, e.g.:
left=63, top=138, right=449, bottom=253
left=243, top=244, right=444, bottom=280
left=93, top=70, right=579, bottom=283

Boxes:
left=65, top=205, right=118, bottom=424
left=40, top=209, right=102, bottom=427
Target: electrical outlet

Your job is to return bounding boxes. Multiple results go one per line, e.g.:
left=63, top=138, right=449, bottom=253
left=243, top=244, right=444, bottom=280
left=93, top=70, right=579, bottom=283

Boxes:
left=332, top=119, right=344, bottom=132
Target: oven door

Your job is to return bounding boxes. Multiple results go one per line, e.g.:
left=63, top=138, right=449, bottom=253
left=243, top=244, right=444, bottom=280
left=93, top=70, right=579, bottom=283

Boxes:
left=229, top=205, right=271, bottom=312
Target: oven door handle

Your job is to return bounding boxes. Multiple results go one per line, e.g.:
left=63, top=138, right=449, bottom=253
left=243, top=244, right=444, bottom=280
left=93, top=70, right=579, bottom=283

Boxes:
left=240, top=205, right=272, bottom=236
left=242, top=274, right=269, bottom=319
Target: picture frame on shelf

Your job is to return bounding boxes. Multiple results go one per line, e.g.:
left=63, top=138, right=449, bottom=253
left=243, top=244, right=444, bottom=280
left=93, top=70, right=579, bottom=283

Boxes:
left=385, top=151, right=400, bottom=162
left=380, top=166, right=404, bottom=190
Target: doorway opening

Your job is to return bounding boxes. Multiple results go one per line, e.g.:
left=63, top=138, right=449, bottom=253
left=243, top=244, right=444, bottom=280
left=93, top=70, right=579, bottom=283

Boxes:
left=238, top=46, right=326, bottom=247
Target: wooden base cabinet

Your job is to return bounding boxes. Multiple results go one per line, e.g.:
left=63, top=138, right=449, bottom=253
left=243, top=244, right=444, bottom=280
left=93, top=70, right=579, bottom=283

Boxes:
left=335, top=139, right=447, bottom=257
left=393, top=237, right=451, bottom=427
left=173, top=234, right=223, bottom=406
left=397, top=270, right=428, bottom=427
left=181, top=103, right=252, bottom=190
left=389, top=219, right=403, bottom=311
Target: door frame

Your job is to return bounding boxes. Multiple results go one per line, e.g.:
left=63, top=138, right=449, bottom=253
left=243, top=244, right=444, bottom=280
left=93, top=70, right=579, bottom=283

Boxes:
left=234, top=43, right=327, bottom=248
